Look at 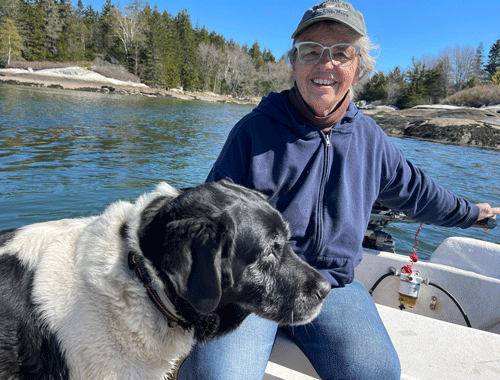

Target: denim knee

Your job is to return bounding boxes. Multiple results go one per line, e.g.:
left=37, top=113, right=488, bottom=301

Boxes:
left=177, top=314, right=278, bottom=380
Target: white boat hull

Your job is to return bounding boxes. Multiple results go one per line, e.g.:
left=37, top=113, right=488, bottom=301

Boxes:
left=264, top=237, right=500, bottom=379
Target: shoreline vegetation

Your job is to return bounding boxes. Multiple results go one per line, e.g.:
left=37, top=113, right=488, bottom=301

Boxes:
left=2, top=66, right=500, bottom=151
left=0, top=66, right=259, bottom=105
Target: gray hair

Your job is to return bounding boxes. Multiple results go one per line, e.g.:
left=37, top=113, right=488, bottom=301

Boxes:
left=287, top=22, right=377, bottom=84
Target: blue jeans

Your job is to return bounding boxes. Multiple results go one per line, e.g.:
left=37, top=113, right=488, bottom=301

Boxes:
left=177, top=279, right=401, bottom=380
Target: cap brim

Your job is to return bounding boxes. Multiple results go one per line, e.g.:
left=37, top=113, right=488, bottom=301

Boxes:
left=291, top=16, right=366, bottom=39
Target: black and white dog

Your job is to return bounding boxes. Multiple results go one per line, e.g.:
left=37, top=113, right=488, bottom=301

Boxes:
left=0, top=180, right=330, bottom=380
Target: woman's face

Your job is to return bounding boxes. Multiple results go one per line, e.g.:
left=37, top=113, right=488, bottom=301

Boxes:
left=291, top=22, right=360, bottom=117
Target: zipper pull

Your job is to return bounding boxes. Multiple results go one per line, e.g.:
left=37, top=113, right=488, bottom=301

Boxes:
left=325, top=133, right=331, bottom=147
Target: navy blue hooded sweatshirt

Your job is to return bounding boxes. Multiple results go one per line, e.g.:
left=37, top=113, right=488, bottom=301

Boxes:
left=206, top=90, right=479, bottom=287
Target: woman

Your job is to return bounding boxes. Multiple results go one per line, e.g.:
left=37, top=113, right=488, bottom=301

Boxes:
left=178, top=1, right=500, bottom=379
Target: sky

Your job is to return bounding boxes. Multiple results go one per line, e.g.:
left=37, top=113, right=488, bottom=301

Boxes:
left=78, top=0, right=500, bottom=74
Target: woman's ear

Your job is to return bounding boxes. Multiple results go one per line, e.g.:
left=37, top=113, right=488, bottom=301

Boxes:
left=352, top=67, right=360, bottom=86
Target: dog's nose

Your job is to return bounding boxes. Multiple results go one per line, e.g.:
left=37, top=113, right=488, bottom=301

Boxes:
left=316, top=281, right=331, bottom=301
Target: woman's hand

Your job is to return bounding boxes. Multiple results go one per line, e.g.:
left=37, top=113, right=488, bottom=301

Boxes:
left=475, top=203, right=500, bottom=231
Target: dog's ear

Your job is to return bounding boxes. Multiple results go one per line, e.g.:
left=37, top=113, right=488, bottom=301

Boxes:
left=161, top=215, right=234, bottom=315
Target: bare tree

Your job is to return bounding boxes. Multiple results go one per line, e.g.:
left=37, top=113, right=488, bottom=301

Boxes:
left=198, top=42, right=221, bottom=92
left=435, top=45, right=476, bottom=93
left=199, top=41, right=292, bottom=97
left=450, top=44, right=475, bottom=90
left=262, top=58, right=292, bottom=93
left=110, top=1, right=145, bottom=75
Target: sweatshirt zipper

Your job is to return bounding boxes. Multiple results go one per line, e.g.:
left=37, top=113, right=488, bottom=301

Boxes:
left=312, top=131, right=331, bottom=262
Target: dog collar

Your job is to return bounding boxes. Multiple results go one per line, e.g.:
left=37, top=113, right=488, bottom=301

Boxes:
left=128, top=252, right=184, bottom=325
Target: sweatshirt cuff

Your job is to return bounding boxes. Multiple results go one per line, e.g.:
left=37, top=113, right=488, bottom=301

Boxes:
left=462, top=203, right=480, bottom=229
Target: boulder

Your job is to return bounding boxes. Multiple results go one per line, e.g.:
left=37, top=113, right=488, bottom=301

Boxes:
left=363, top=106, right=500, bottom=150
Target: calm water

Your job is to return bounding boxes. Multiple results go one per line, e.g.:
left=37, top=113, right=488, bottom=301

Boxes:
left=1, top=83, right=499, bottom=259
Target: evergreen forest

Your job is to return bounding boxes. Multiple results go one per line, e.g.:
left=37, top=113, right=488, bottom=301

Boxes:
left=0, top=0, right=292, bottom=97
left=1, top=0, right=500, bottom=106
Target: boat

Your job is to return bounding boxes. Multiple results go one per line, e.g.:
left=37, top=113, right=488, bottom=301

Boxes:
left=264, top=207, right=500, bottom=380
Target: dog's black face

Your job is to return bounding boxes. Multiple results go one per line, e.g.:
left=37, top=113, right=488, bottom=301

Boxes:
left=136, top=180, right=330, bottom=341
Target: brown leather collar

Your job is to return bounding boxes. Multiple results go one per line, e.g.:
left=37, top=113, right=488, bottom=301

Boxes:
left=128, top=252, right=182, bottom=325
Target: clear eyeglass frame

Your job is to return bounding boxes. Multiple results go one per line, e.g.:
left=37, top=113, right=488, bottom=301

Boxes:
left=294, top=42, right=361, bottom=67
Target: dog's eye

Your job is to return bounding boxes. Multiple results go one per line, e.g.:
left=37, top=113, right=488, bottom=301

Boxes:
left=272, top=242, right=283, bottom=253
left=263, top=242, right=281, bottom=262
left=268, top=242, right=283, bottom=258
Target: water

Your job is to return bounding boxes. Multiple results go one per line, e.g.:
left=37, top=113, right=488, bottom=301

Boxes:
left=1, top=84, right=499, bottom=259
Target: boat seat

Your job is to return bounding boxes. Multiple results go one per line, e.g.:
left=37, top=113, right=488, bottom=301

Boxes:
left=431, top=237, right=500, bottom=279
left=264, top=304, right=500, bottom=380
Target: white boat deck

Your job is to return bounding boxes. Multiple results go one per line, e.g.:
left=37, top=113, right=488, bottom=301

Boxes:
left=264, top=304, right=500, bottom=380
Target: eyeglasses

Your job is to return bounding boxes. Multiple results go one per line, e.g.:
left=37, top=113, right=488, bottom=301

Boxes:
left=294, top=42, right=360, bottom=67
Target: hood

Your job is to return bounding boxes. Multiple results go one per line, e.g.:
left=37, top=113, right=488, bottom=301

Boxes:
left=254, top=90, right=364, bottom=137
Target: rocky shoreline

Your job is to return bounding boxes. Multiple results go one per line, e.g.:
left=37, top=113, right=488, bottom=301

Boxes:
left=2, top=69, right=500, bottom=150
left=0, top=68, right=258, bottom=105
left=363, top=106, right=500, bottom=150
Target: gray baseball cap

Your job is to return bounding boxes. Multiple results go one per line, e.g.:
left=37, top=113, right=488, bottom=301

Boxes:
left=291, top=0, right=367, bottom=39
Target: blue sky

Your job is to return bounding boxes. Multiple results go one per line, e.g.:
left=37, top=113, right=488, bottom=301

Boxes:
left=79, top=0, right=500, bottom=74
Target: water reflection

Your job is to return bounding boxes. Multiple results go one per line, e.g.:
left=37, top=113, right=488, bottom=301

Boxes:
left=1, top=84, right=498, bottom=257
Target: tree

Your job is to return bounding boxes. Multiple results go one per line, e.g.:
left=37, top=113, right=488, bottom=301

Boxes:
left=397, top=58, right=443, bottom=109
left=175, top=9, right=198, bottom=90
left=0, top=18, right=22, bottom=65
left=260, top=57, right=292, bottom=94
left=249, top=41, right=265, bottom=70
left=19, top=0, right=46, bottom=61
left=140, top=6, right=179, bottom=88
left=42, top=0, right=63, bottom=57
left=75, top=0, right=84, bottom=18
left=262, top=48, right=275, bottom=64
left=474, top=43, right=487, bottom=82
left=0, top=0, right=20, bottom=24
left=219, top=43, right=255, bottom=97
left=357, top=71, right=388, bottom=102
left=97, top=0, right=116, bottom=56
left=491, top=68, right=500, bottom=85
left=110, top=0, right=145, bottom=75
left=385, top=66, right=404, bottom=104
left=81, top=4, right=98, bottom=60
left=58, top=14, right=88, bottom=61
left=485, top=39, right=500, bottom=80
left=198, top=42, right=221, bottom=92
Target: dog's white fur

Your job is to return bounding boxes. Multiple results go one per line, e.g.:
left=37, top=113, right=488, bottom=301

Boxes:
left=1, top=183, right=192, bottom=379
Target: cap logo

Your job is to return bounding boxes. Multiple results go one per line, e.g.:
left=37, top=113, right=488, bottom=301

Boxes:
left=316, top=8, right=350, bottom=19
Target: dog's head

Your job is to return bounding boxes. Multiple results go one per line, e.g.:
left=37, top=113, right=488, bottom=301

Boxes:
left=134, top=180, right=330, bottom=341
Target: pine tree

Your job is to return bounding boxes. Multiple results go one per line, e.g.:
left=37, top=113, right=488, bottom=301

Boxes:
left=175, top=9, right=199, bottom=90
left=76, top=0, right=84, bottom=18
left=82, top=4, right=98, bottom=60
left=0, top=0, right=20, bottom=24
left=474, top=43, right=486, bottom=82
left=357, top=71, right=388, bottom=102
left=98, top=0, right=116, bottom=56
left=161, top=10, right=181, bottom=88
left=484, top=39, right=500, bottom=80
left=397, top=59, right=443, bottom=108
left=0, top=18, right=22, bottom=65
left=42, top=0, right=63, bottom=58
left=141, top=6, right=181, bottom=88
left=19, top=0, right=46, bottom=61
left=262, top=48, right=276, bottom=63
left=249, top=41, right=265, bottom=70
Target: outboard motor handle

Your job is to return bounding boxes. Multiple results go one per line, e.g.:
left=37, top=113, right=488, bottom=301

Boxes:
left=472, top=217, right=497, bottom=229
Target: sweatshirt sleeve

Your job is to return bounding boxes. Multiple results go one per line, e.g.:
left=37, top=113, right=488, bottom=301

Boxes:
left=377, top=142, right=479, bottom=229
left=206, top=114, right=254, bottom=185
